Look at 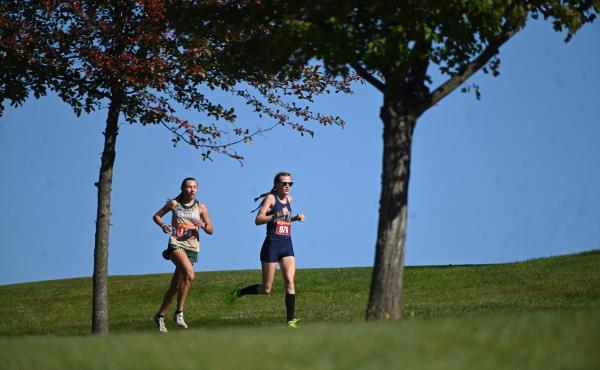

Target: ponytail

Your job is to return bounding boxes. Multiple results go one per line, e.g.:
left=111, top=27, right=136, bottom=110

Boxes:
left=250, top=188, right=276, bottom=213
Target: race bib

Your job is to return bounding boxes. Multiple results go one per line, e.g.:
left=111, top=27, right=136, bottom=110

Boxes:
left=175, top=224, right=198, bottom=239
left=275, top=220, right=291, bottom=236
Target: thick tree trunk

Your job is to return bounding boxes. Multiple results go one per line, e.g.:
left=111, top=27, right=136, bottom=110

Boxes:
left=366, top=91, right=416, bottom=320
left=92, top=97, right=121, bottom=335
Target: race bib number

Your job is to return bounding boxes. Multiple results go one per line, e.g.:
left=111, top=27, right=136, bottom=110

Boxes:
left=275, top=220, right=291, bottom=236
left=175, top=224, right=198, bottom=239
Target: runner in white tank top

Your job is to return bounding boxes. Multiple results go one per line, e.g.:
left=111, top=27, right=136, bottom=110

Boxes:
left=152, top=177, right=213, bottom=332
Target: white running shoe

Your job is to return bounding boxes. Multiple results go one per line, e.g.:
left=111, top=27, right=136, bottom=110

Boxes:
left=174, top=312, right=188, bottom=329
left=154, top=315, right=168, bottom=333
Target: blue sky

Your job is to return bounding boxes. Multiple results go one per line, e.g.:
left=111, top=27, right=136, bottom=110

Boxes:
left=1, top=19, right=599, bottom=285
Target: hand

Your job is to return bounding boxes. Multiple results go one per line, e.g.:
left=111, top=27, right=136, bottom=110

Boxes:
left=161, top=224, right=172, bottom=234
left=273, top=208, right=289, bottom=221
left=193, top=220, right=206, bottom=229
left=293, top=213, right=305, bottom=222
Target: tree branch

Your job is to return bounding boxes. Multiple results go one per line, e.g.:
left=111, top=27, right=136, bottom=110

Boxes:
left=352, top=63, right=385, bottom=92
left=397, top=37, right=430, bottom=85
left=161, top=120, right=280, bottom=150
left=425, top=28, right=519, bottom=114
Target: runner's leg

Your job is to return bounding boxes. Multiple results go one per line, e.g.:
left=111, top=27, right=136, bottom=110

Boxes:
left=157, top=268, right=181, bottom=316
left=280, top=256, right=296, bottom=322
left=237, top=261, right=276, bottom=296
left=280, top=256, right=296, bottom=294
left=260, top=261, right=277, bottom=294
left=170, top=249, right=195, bottom=311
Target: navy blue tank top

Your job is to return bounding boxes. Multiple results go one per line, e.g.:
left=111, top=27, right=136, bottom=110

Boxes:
left=266, top=196, right=292, bottom=237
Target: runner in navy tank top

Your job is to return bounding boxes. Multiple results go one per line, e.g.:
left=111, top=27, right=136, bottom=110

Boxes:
left=224, top=171, right=305, bottom=328
left=261, top=195, right=294, bottom=262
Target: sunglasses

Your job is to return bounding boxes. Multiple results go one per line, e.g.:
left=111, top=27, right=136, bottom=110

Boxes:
left=278, top=182, right=294, bottom=187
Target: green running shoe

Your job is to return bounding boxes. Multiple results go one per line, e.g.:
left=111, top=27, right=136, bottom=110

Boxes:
left=224, top=283, right=242, bottom=304
left=287, top=318, right=300, bottom=329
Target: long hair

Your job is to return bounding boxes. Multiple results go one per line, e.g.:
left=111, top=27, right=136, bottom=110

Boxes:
left=251, top=171, right=291, bottom=212
left=174, top=177, right=197, bottom=203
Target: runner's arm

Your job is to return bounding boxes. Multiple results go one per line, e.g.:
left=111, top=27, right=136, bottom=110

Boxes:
left=197, top=203, right=214, bottom=235
left=255, top=194, right=278, bottom=225
left=153, top=200, right=176, bottom=233
left=291, top=213, right=305, bottom=222
left=286, top=196, right=304, bottom=222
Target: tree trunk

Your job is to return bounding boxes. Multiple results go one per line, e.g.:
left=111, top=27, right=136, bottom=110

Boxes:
left=92, top=97, right=121, bottom=335
left=366, top=91, right=416, bottom=320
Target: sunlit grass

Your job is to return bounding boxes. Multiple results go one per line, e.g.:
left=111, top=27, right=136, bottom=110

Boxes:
left=0, top=250, right=598, bottom=369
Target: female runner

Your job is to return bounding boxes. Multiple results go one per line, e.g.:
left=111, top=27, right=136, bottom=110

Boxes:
left=225, top=171, right=304, bottom=328
left=152, top=177, right=213, bottom=332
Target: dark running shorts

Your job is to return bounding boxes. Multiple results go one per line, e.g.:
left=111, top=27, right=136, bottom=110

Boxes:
left=162, top=245, right=198, bottom=265
left=260, top=237, right=294, bottom=263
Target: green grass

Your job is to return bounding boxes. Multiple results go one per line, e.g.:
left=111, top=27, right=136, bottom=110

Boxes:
left=1, top=250, right=599, bottom=369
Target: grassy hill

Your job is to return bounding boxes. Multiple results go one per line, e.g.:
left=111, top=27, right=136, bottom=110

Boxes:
left=1, top=250, right=599, bottom=369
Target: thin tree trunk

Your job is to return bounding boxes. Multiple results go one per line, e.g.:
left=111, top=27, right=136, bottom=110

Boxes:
left=92, top=97, right=121, bottom=335
left=366, top=92, right=416, bottom=320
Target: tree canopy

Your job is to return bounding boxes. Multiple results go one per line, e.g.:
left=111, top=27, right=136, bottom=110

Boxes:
left=0, top=0, right=355, bottom=160
left=0, top=0, right=355, bottom=334
left=178, top=0, right=599, bottom=320
left=192, top=0, right=597, bottom=106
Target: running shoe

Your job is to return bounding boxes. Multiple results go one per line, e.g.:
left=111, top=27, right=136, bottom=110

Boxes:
left=224, top=283, right=242, bottom=304
left=154, top=315, right=168, bottom=333
left=287, top=318, right=300, bottom=329
left=174, top=312, right=188, bottom=329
